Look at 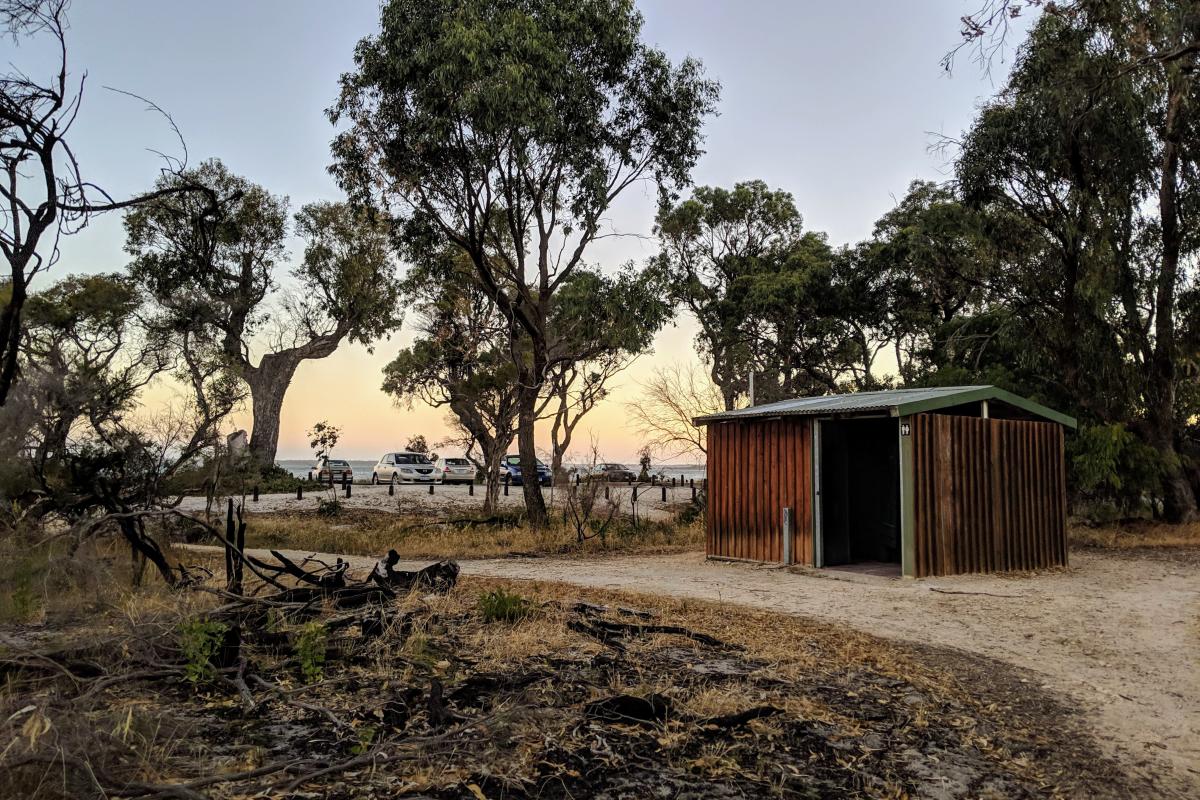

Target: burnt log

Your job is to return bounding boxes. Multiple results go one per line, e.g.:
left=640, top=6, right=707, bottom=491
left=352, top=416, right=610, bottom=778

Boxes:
left=370, top=551, right=459, bottom=594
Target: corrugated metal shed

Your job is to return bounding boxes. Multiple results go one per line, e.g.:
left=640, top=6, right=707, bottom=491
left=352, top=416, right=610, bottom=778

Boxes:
left=697, top=386, right=1074, bottom=577
left=694, top=385, right=1077, bottom=429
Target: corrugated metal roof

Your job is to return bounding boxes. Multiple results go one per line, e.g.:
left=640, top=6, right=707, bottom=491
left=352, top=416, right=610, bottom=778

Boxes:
left=693, top=385, right=1077, bottom=428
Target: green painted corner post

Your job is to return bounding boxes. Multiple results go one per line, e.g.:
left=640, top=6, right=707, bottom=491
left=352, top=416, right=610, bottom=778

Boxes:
left=898, top=415, right=917, bottom=578
left=811, top=419, right=822, bottom=569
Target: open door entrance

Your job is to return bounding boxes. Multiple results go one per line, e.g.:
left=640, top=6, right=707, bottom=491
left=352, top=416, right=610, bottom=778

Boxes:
left=819, top=418, right=900, bottom=570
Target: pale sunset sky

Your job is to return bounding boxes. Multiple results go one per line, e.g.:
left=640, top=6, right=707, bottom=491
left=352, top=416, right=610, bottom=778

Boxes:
left=18, top=1, right=1031, bottom=462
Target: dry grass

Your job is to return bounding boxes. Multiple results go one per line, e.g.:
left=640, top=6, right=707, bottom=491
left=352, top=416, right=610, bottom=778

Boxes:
left=1070, top=519, right=1200, bottom=550
left=240, top=508, right=704, bottom=559
left=0, top=540, right=1157, bottom=799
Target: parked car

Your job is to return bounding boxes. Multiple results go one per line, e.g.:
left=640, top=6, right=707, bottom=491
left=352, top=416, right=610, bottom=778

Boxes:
left=592, top=462, right=637, bottom=482
left=371, top=452, right=438, bottom=484
left=435, top=457, right=477, bottom=485
left=310, top=458, right=353, bottom=483
left=498, top=454, right=551, bottom=486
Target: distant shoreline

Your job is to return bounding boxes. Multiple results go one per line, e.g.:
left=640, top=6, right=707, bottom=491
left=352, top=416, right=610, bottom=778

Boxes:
left=275, top=459, right=707, bottom=480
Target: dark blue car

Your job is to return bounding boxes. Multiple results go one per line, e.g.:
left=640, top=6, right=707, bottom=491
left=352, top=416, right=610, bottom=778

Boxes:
left=500, top=454, right=552, bottom=486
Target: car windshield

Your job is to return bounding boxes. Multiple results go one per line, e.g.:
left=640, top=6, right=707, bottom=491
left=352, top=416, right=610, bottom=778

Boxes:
left=327, top=460, right=349, bottom=467
left=505, top=456, right=547, bottom=468
left=395, top=454, right=431, bottom=465
left=445, top=459, right=470, bottom=466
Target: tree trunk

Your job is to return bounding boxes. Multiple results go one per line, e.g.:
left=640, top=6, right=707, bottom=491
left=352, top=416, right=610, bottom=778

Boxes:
left=480, top=439, right=504, bottom=515
left=245, top=353, right=301, bottom=468
left=1148, top=77, right=1196, bottom=523
left=0, top=267, right=28, bottom=408
left=517, top=374, right=548, bottom=526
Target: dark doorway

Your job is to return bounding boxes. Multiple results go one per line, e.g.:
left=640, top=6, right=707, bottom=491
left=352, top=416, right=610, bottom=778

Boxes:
left=819, top=418, right=900, bottom=567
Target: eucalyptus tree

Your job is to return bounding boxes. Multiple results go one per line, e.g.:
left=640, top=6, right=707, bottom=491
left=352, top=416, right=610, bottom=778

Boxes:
left=543, top=263, right=673, bottom=479
left=329, top=0, right=719, bottom=525
left=656, top=180, right=885, bottom=409
left=382, top=250, right=518, bottom=513
left=125, top=160, right=402, bottom=466
left=954, top=5, right=1200, bottom=520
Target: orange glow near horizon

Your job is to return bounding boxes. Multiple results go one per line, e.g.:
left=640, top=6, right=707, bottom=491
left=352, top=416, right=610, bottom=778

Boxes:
left=140, top=317, right=707, bottom=466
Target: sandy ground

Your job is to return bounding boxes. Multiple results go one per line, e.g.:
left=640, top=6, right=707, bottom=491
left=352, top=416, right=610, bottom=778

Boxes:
left=185, top=542, right=1200, bottom=795
left=177, top=482, right=689, bottom=521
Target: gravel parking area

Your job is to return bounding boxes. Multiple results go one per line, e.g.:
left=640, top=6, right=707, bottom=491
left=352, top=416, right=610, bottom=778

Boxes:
left=177, top=482, right=694, bottom=521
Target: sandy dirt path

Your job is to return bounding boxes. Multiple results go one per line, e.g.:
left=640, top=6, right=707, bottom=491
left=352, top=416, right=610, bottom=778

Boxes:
left=189, top=544, right=1199, bottom=794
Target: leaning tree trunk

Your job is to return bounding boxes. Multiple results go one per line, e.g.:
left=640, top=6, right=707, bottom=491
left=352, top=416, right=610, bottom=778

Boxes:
left=245, top=353, right=302, bottom=468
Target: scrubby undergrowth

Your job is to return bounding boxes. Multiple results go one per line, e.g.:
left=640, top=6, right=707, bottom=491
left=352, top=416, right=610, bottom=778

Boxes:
left=0, top=540, right=1158, bottom=799
left=240, top=508, right=705, bottom=560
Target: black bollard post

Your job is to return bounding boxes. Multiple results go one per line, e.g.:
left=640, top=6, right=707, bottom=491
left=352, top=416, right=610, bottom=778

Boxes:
left=651, top=475, right=657, bottom=486
left=388, top=481, right=394, bottom=497
left=604, top=486, right=610, bottom=500
left=429, top=483, right=434, bottom=495
left=689, top=478, right=695, bottom=489
left=297, top=484, right=303, bottom=500
left=661, top=485, right=667, bottom=502
left=504, top=476, right=510, bottom=496
left=691, top=484, right=697, bottom=501
left=469, top=482, right=474, bottom=496
left=632, top=486, right=638, bottom=502
left=680, top=473, right=685, bottom=485
left=345, top=482, right=352, bottom=498
left=252, top=485, right=259, bottom=502
left=575, top=473, right=580, bottom=486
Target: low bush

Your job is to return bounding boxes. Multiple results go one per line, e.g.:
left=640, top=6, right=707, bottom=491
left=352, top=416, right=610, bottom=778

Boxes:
left=177, top=619, right=229, bottom=685
left=478, top=588, right=533, bottom=623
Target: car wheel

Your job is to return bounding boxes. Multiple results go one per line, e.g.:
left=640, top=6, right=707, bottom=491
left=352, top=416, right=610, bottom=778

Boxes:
left=371, top=473, right=378, bottom=485
left=389, top=472, right=398, bottom=485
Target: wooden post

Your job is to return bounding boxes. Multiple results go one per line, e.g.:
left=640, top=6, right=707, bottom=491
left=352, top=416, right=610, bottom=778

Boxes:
left=504, top=476, right=510, bottom=496
left=468, top=482, right=474, bottom=496
left=345, top=482, right=352, bottom=498
left=252, top=485, right=259, bottom=502
left=296, top=485, right=303, bottom=500
left=782, top=507, right=794, bottom=566
left=691, top=484, right=697, bottom=501
left=428, top=483, right=434, bottom=495
left=388, top=481, right=394, bottom=497
left=632, top=486, right=638, bottom=502
left=660, top=485, right=667, bottom=502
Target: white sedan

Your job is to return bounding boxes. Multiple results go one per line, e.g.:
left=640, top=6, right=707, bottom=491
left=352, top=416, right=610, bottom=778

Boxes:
left=434, top=457, right=477, bottom=485
left=370, top=452, right=438, bottom=484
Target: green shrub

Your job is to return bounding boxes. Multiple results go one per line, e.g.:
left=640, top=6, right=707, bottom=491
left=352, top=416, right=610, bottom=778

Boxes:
left=296, top=622, right=327, bottom=683
left=177, top=619, right=229, bottom=685
left=316, top=497, right=342, bottom=517
left=1071, top=423, right=1164, bottom=518
left=478, top=588, right=533, bottom=623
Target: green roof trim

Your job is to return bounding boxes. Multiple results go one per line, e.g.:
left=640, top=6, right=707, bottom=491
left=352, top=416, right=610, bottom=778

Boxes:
left=693, top=385, right=1077, bottom=429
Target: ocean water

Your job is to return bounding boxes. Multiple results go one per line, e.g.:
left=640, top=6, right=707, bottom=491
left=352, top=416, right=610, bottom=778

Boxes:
left=276, top=459, right=707, bottom=480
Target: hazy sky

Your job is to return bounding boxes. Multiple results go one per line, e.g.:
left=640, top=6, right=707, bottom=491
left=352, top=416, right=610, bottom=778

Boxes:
left=16, top=1, right=1032, bottom=462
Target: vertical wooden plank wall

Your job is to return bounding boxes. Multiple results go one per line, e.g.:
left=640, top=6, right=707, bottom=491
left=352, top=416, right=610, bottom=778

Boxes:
left=706, top=419, right=813, bottom=563
left=911, top=413, right=1067, bottom=576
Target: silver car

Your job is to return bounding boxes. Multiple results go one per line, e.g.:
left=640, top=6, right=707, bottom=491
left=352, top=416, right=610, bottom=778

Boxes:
left=434, top=457, right=477, bottom=485
left=371, top=452, right=438, bottom=484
